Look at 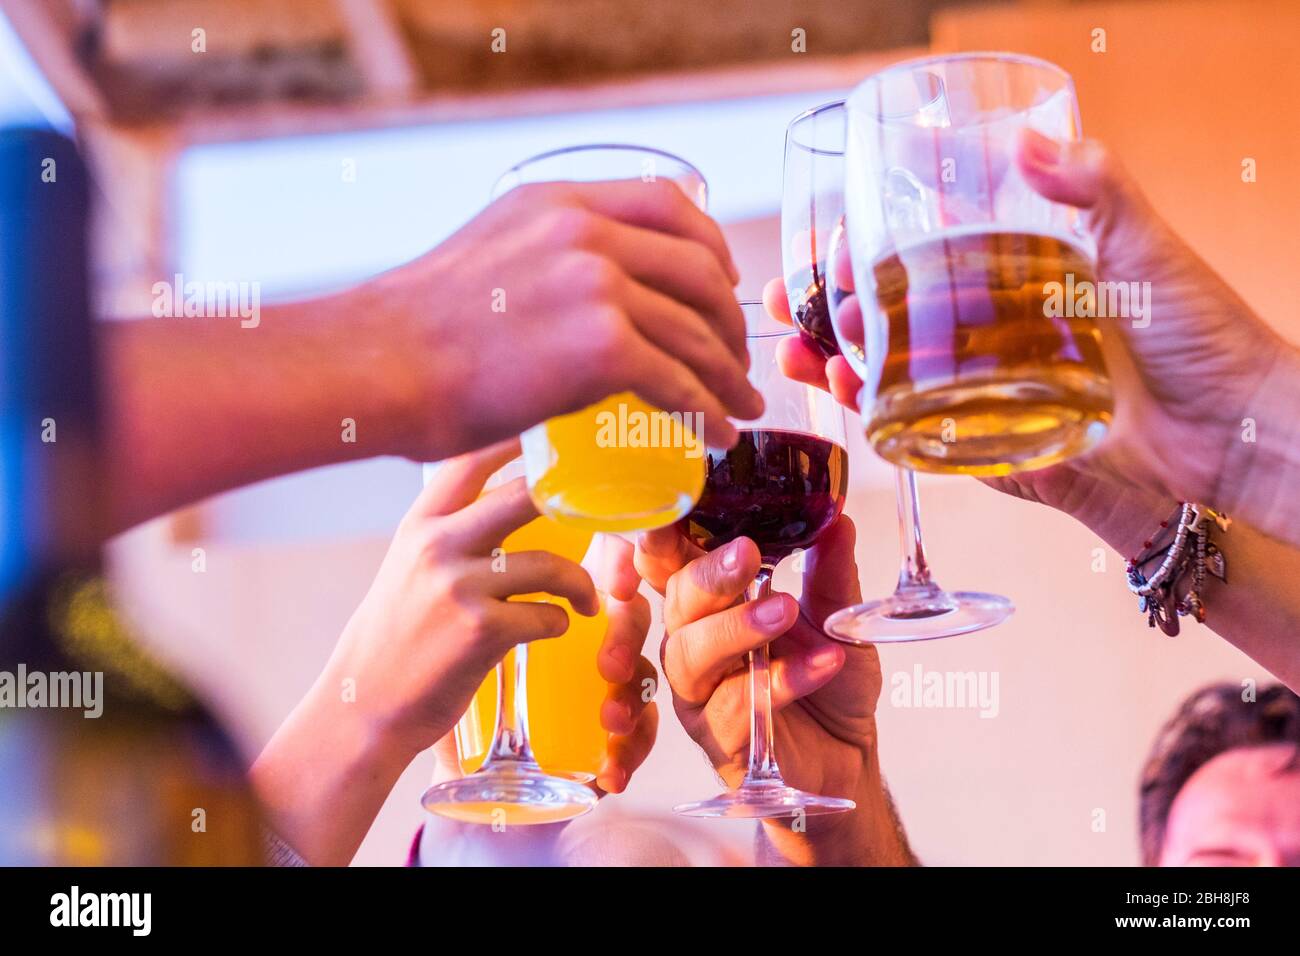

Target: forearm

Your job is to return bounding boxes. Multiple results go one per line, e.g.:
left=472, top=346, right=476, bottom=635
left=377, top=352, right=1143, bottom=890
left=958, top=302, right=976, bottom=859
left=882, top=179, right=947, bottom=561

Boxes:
left=756, top=752, right=917, bottom=867
left=1216, top=345, right=1300, bottom=551
left=99, top=288, right=433, bottom=534
left=250, top=675, right=416, bottom=867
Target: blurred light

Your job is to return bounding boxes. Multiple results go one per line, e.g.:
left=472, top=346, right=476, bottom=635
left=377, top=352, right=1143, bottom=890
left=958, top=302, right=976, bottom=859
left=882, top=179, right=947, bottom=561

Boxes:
left=0, top=8, right=73, bottom=132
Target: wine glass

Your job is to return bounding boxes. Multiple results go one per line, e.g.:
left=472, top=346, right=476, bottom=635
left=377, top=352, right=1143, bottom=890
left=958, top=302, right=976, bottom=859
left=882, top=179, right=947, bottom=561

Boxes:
left=782, top=100, right=1013, bottom=643
left=498, top=145, right=709, bottom=534
left=673, top=301, right=855, bottom=818
left=420, top=459, right=599, bottom=825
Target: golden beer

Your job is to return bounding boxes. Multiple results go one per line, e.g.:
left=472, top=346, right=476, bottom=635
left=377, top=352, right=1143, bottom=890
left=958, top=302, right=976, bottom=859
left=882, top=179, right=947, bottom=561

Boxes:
left=864, top=229, right=1113, bottom=475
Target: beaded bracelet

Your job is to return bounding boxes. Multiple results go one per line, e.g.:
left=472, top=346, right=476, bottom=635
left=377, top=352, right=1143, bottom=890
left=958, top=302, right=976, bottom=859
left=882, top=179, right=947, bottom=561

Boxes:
left=1125, top=503, right=1229, bottom=636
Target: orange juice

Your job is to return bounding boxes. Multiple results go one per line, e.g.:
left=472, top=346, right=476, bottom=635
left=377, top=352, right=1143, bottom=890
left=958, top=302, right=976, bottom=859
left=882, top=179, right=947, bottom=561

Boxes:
left=453, top=515, right=610, bottom=778
left=522, top=391, right=706, bottom=533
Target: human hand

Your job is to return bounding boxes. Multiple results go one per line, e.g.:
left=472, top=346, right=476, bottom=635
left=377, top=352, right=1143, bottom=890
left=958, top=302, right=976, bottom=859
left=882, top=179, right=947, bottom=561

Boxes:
left=637, top=518, right=913, bottom=865
left=430, top=534, right=661, bottom=796
left=359, top=179, right=763, bottom=457
left=765, top=132, right=1300, bottom=547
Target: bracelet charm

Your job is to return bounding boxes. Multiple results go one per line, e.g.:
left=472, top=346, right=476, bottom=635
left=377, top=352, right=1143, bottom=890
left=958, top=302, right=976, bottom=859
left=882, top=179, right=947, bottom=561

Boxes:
left=1125, top=503, right=1229, bottom=636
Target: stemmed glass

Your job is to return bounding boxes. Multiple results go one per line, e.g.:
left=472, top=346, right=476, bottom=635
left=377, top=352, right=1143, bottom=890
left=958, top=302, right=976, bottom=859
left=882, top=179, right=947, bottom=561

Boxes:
left=420, top=459, right=599, bottom=825
left=782, top=99, right=1013, bottom=643
left=674, top=302, right=855, bottom=818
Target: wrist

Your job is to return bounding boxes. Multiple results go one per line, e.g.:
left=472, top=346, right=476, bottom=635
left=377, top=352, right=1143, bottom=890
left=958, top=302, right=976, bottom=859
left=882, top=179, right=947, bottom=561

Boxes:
left=756, top=747, right=915, bottom=867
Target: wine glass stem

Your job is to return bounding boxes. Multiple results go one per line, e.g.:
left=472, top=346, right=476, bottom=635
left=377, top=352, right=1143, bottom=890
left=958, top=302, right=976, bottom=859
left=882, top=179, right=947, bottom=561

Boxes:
left=895, top=467, right=935, bottom=592
left=744, top=565, right=784, bottom=786
left=484, top=644, right=540, bottom=769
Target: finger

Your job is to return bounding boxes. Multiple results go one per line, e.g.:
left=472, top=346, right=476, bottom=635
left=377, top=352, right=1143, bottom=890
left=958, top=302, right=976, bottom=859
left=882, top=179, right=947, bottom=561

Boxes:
left=474, top=550, right=599, bottom=617
left=634, top=526, right=702, bottom=595
left=598, top=591, right=652, bottom=684
left=801, top=515, right=863, bottom=623
left=826, top=355, right=865, bottom=411
left=411, top=438, right=521, bottom=519
left=435, top=477, right=540, bottom=554
left=763, top=276, right=794, bottom=326
left=596, top=218, right=749, bottom=363
left=770, top=640, right=845, bottom=710
left=663, top=537, right=762, bottom=632
left=598, top=701, right=659, bottom=795
left=601, top=655, right=658, bottom=735
left=622, top=334, right=740, bottom=449
left=700, top=647, right=843, bottom=756
left=621, top=277, right=762, bottom=420
left=568, top=178, right=741, bottom=286
left=663, top=589, right=798, bottom=706
left=776, top=334, right=832, bottom=391
left=484, top=600, right=572, bottom=649
left=593, top=534, right=642, bottom=603
left=1016, top=129, right=1117, bottom=211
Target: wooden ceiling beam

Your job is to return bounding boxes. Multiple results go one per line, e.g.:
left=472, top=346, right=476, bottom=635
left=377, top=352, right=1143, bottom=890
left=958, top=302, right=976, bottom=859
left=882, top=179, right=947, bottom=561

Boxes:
left=331, top=0, right=420, bottom=100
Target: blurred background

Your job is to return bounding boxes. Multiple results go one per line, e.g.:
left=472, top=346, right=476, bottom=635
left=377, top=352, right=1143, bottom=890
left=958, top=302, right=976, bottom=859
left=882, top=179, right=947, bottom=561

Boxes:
left=3, top=0, right=1295, bottom=864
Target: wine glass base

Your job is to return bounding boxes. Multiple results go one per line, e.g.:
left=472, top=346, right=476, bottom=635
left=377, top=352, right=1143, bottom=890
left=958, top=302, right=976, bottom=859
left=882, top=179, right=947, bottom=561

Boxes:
left=673, top=783, right=856, bottom=819
left=824, top=590, right=1013, bottom=644
left=421, top=766, right=597, bottom=826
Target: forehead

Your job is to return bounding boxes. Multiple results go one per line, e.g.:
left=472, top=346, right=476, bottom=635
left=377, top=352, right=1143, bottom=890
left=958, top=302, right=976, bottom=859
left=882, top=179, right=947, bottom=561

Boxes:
left=1163, top=744, right=1300, bottom=840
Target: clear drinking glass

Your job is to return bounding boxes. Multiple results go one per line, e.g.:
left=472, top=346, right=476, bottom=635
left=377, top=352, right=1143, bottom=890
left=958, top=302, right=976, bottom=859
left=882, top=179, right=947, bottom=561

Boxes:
left=674, top=302, right=855, bottom=818
left=783, top=100, right=1013, bottom=644
left=420, top=459, right=599, bottom=825
left=499, top=145, right=709, bottom=534
left=841, top=53, right=1113, bottom=477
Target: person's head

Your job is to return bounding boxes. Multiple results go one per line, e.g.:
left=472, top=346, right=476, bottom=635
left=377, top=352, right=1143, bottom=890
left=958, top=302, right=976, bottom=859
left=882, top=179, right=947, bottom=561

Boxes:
left=1140, top=683, right=1300, bottom=866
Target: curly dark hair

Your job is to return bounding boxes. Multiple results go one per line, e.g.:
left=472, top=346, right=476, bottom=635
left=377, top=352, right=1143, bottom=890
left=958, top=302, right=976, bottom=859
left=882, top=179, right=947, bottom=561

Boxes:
left=1139, top=683, right=1300, bottom=865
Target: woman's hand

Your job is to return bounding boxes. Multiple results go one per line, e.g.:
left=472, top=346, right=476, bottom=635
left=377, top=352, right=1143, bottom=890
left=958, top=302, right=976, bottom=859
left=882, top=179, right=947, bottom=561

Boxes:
left=428, top=534, right=661, bottom=798
left=252, top=440, right=607, bottom=864
left=766, top=132, right=1300, bottom=547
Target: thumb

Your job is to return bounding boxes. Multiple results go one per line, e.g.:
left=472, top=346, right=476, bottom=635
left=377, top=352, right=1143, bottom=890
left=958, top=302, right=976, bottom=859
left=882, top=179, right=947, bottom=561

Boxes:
left=1015, top=129, right=1161, bottom=263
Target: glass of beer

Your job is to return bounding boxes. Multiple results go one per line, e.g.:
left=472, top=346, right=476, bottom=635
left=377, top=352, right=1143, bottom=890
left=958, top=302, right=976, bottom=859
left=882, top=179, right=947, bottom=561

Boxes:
left=421, top=459, right=604, bottom=826
left=841, top=53, right=1113, bottom=475
left=499, top=146, right=709, bottom=533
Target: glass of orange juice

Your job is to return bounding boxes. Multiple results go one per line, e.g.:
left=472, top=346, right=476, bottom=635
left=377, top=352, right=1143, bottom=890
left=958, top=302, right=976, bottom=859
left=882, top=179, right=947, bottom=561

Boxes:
left=496, top=145, right=709, bottom=533
left=420, top=459, right=609, bottom=826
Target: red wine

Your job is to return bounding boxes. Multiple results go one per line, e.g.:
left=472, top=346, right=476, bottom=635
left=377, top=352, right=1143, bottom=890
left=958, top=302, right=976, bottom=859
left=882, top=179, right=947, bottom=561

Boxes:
left=682, top=429, right=849, bottom=562
left=787, top=265, right=839, bottom=358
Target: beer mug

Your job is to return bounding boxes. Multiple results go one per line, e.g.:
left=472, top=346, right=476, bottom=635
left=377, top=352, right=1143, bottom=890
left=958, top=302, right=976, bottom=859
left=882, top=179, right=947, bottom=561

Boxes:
left=841, top=53, right=1114, bottom=475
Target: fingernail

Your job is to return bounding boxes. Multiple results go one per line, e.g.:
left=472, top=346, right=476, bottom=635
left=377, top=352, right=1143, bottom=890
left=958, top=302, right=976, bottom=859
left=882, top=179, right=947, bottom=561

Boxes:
left=806, top=645, right=843, bottom=671
left=721, top=539, right=742, bottom=571
left=1021, top=129, right=1061, bottom=169
left=754, top=595, right=789, bottom=627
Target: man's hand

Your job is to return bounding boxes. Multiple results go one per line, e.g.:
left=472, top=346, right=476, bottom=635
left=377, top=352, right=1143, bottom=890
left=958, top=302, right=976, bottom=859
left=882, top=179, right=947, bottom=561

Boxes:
left=637, top=518, right=915, bottom=866
left=363, top=179, right=762, bottom=456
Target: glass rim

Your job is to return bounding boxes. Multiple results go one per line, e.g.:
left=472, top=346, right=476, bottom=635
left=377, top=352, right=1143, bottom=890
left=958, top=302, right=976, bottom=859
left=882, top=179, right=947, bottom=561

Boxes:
left=738, top=299, right=794, bottom=339
left=848, top=50, right=1076, bottom=127
left=494, top=143, right=707, bottom=194
left=786, top=99, right=847, bottom=157
left=862, top=49, right=1073, bottom=87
